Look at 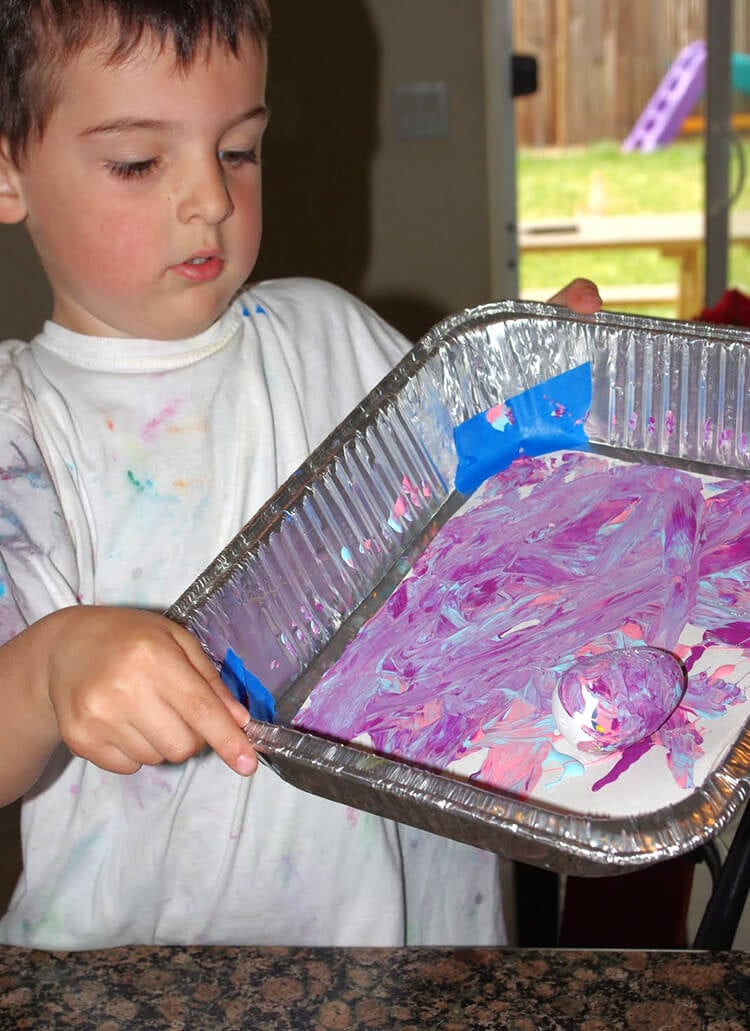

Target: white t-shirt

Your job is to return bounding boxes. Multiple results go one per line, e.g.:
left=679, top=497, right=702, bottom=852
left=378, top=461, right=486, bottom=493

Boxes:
left=0, top=278, right=504, bottom=949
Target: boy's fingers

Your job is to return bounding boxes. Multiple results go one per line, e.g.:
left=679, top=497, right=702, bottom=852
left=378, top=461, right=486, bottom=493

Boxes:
left=218, top=687, right=254, bottom=729
left=198, top=705, right=258, bottom=775
left=166, top=621, right=258, bottom=774
left=84, top=745, right=144, bottom=776
left=74, top=721, right=173, bottom=774
left=168, top=620, right=220, bottom=677
left=170, top=621, right=253, bottom=723
left=547, top=277, right=602, bottom=314
left=179, top=669, right=258, bottom=775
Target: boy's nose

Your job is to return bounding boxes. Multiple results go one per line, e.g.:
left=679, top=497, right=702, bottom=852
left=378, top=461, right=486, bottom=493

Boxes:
left=176, top=160, right=234, bottom=225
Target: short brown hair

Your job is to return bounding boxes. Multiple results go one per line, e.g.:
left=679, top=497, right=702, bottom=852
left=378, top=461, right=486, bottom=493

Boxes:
left=0, top=0, right=272, bottom=164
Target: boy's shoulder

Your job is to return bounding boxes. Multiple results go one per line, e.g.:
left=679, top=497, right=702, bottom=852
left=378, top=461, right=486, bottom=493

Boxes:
left=0, top=338, right=33, bottom=426
left=237, top=278, right=409, bottom=446
left=0, top=336, right=30, bottom=361
left=241, top=277, right=407, bottom=355
left=243, top=276, right=370, bottom=319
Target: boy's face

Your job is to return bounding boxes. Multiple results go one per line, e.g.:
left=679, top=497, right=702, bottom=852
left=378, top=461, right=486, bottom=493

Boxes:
left=6, top=32, right=267, bottom=339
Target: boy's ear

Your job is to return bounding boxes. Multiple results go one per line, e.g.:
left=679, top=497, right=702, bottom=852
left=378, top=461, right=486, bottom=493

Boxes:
left=0, top=138, right=28, bottom=224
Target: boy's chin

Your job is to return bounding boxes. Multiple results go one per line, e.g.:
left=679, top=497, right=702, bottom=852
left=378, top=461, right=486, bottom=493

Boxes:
left=156, top=285, right=250, bottom=340
left=143, top=298, right=235, bottom=340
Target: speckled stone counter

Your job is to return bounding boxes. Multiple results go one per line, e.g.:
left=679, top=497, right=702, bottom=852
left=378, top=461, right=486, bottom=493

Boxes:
left=1, top=946, right=748, bottom=1030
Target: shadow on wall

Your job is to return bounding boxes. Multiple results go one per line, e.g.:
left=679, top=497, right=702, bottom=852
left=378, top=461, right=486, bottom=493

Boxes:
left=253, top=0, right=447, bottom=343
left=0, top=224, right=52, bottom=342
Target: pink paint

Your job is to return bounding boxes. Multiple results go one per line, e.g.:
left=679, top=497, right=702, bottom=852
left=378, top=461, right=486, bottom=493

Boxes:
left=141, top=401, right=182, bottom=443
left=391, top=496, right=408, bottom=519
left=401, top=476, right=423, bottom=509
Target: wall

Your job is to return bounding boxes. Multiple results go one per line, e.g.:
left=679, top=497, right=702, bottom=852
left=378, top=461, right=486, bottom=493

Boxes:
left=0, top=220, right=51, bottom=342
left=256, top=0, right=501, bottom=341
left=362, top=0, right=494, bottom=337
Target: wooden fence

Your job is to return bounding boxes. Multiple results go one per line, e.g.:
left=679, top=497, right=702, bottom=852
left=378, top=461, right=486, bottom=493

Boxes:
left=513, top=0, right=750, bottom=147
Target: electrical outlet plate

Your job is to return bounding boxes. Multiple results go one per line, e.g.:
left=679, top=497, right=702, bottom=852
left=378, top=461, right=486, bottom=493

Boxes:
left=393, top=82, right=449, bottom=140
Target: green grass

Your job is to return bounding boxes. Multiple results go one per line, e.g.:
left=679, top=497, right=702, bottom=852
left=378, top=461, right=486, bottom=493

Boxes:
left=518, top=137, right=750, bottom=317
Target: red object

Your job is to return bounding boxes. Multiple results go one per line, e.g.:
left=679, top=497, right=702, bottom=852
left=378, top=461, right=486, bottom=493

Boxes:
left=697, top=288, right=750, bottom=327
left=559, top=859, right=696, bottom=948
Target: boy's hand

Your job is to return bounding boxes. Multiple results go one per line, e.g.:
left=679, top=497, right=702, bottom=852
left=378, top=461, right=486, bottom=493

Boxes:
left=547, top=278, right=602, bottom=314
left=41, top=607, right=257, bottom=777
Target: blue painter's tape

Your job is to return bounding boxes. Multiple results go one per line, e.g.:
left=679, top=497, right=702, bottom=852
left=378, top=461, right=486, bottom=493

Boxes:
left=220, top=648, right=276, bottom=723
left=454, top=363, right=592, bottom=494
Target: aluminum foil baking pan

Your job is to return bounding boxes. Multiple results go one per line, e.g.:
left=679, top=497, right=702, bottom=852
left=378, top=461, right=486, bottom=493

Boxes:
left=167, top=301, right=750, bottom=876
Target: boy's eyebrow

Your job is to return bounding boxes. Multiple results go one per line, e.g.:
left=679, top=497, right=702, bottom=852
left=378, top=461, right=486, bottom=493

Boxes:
left=80, top=106, right=269, bottom=138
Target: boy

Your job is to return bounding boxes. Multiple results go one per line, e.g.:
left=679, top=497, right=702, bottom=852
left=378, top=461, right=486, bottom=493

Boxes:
left=0, top=0, right=600, bottom=949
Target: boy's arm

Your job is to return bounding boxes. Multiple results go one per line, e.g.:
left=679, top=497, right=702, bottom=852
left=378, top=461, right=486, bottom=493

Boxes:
left=0, top=611, right=62, bottom=804
left=0, top=388, right=257, bottom=805
left=0, top=606, right=258, bottom=807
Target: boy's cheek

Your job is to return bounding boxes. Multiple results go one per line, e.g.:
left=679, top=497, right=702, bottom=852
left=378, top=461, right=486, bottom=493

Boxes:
left=95, top=223, right=151, bottom=276
left=60, top=213, right=161, bottom=289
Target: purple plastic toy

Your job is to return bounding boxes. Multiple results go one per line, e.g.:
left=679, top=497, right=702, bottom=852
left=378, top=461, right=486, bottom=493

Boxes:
left=622, top=40, right=707, bottom=153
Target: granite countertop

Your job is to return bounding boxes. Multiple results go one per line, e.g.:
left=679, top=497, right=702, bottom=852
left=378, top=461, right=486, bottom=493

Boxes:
left=1, top=945, right=749, bottom=1030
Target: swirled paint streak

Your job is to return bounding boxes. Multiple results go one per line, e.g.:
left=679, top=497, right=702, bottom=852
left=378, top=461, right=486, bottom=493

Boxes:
left=293, top=452, right=750, bottom=813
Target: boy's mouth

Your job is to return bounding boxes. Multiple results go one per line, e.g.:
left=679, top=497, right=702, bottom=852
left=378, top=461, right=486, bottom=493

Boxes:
left=171, top=251, right=224, bottom=283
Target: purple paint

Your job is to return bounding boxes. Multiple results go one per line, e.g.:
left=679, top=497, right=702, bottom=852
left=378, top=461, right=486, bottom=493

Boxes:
left=592, top=738, right=652, bottom=791
left=293, top=452, right=749, bottom=799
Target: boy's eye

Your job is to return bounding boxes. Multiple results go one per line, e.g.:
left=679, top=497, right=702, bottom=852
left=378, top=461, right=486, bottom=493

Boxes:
left=219, top=149, right=258, bottom=168
left=105, top=158, right=158, bottom=180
